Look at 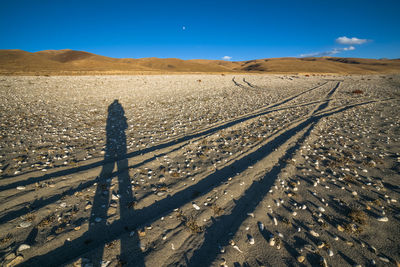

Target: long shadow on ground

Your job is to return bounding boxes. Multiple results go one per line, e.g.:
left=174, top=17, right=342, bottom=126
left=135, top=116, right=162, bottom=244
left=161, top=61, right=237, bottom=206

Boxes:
left=0, top=81, right=329, bottom=191
left=21, top=96, right=379, bottom=266
left=22, top=100, right=144, bottom=266
left=0, top=82, right=332, bottom=225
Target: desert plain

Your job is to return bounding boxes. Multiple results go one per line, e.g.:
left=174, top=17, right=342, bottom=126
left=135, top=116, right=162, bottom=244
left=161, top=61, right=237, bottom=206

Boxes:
left=0, top=73, right=399, bottom=267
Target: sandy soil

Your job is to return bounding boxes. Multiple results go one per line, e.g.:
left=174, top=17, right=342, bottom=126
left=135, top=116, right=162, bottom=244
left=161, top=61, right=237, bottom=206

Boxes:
left=0, top=74, right=399, bottom=267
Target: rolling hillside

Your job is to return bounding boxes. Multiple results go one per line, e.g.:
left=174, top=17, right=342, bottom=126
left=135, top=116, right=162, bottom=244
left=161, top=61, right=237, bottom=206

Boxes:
left=1, top=49, right=399, bottom=75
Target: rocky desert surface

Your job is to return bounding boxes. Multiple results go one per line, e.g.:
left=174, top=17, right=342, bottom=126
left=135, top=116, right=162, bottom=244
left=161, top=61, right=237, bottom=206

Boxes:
left=0, top=74, right=399, bottom=266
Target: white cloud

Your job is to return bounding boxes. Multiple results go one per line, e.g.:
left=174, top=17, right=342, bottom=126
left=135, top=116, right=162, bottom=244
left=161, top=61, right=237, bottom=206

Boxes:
left=300, top=49, right=339, bottom=58
left=343, top=46, right=355, bottom=51
left=300, top=46, right=355, bottom=57
left=336, top=36, right=368, bottom=45
left=222, top=56, right=232, bottom=60
left=300, top=36, right=368, bottom=58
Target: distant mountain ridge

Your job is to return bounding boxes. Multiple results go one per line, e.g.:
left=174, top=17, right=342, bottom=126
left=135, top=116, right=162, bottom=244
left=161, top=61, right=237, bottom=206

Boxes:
left=1, top=49, right=399, bottom=75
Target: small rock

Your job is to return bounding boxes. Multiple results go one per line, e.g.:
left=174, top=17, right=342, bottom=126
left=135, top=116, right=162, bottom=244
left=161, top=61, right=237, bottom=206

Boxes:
left=337, top=225, right=344, bottom=232
left=5, top=253, right=16, bottom=261
left=138, top=229, right=146, bottom=237
left=233, top=245, right=243, bottom=253
left=328, top=249, right=334, bottom=257
left=304, top=244, right=316, bottom=253
left=101, top=260, right=111, bottom=267
left=269, top=237, right=276, bottom=246
left=377, top=216, right=388, bottom=222
left=320, top=256, right=328, bottom=267
left=297, top=255, right=305, bottom=263
left=192, top=203, right=200, bottom=210
left=247, top=234, right=255, bottom=245
left=6, top=255, right=24, bottom=267
left=310, top=230, right=320, bottom=237
left=95, top=217, right=102, bottom=223
left=378, top=256, right=390, bottom=263
left=18, top=244, right=31, bottom=252
left=19, top=221, right=32, bottom=228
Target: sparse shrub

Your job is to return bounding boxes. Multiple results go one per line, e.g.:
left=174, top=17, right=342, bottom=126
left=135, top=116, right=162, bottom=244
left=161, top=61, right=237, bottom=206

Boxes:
left=176, top=211, right=203, bottom=233
left=0, top=233, right=12, bottom=244
left=38, top=215, right=55, bottom=227
left=348, top=208, right=367, bottom=225
left=211, top=204, right=224, bottom=216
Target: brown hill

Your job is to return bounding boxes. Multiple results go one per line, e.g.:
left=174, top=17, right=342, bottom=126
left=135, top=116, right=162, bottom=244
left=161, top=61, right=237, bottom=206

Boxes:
left=0, top=49, right=399, bottom=75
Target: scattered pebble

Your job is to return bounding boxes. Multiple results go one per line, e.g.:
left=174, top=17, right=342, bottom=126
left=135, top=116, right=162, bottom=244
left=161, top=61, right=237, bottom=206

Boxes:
left=17, top=244, right=31, bottom=252
left=377, top=216, right=389, bottom=222
left=6, top=255, right=24, bottom=267
left=19, top=221, right=32, bottom=228
left=297, top=255, right=305, bottom=263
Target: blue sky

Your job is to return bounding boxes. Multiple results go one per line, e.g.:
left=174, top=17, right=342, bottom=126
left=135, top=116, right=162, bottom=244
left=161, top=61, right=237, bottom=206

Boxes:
left=1, top=0, right=399, bottom=60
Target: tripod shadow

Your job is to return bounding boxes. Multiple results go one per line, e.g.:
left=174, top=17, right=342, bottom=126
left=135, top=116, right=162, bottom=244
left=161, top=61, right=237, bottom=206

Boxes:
left=88, top=100, right=144, bottom=266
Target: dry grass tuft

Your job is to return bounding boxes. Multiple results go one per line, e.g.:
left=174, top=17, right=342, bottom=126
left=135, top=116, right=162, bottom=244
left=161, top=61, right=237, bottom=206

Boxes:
left=348, top=208, right=367, bottom=225
left=185, top=218, right=203, bottom=233
left=211, top=204, right=224, bottom=216
left=38, top=215, right=55, bottom=227
left=0, top=233, right=12, bottom=244
left=176, top=211, right=204, bottom=233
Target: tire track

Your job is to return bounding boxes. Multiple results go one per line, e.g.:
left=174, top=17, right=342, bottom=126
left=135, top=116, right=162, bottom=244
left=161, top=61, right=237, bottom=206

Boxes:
left=21, top=82, right=386, bottom=266
left=167, top=81, right=354, bottom=265
left=0, top=84, right=333, bottom=226
left=0, top=80, right=329, bottom=191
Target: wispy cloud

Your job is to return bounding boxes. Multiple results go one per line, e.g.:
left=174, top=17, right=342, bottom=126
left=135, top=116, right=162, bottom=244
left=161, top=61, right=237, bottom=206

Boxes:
left=336, top=36, right=368, bottom=45
left=222, top=56, right=232, bottom=60
left=343, top=45, right=355, bottom=51
left=300, top=49, right=338, bottom=58
left=300, top=36, right=368, bottom=57
left=300, top=46, right=354, bottom=57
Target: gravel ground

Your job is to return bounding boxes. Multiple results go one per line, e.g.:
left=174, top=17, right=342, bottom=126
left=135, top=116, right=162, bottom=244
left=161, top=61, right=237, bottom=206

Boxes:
left=0, top=74, right=399, bottom=267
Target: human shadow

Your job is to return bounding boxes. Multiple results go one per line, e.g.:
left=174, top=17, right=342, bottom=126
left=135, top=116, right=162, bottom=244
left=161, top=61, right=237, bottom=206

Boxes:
left=21, top=88, right=382, bottom=266
left=21, top=100, right=144, bottom=266
left=0, top=81, right=330, bottom=196
left=86, top=100, right=144, bottom=266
